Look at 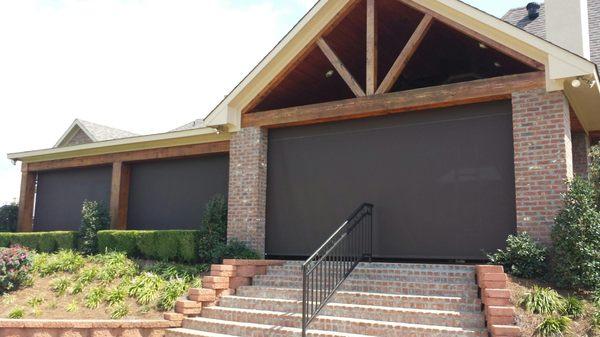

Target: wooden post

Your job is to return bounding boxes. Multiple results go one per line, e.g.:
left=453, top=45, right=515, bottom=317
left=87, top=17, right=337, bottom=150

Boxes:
left=366, top=0, right=377, bottom=95
left=109, top=161, right=130, bottom=230
left=17, top=163, right=35, bottom=232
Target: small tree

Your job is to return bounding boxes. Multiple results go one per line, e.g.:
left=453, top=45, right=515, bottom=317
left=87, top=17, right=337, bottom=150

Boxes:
left=0, top=203, right=19, bottom=232
left=78, top=200, right=110, bottom=255
left=552, top=177, right=600, bottom=290
left=198, top=195, right=227, bottom=263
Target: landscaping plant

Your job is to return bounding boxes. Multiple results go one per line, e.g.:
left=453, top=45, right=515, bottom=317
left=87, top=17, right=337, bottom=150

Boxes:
left=215, top=239, right=260, bottom=260
left=560, top=296, right=584, bottom=319
left=0, top=245, right=32, bottom=293
left=78, top=200, right=110, bottom=255
left=552, top=177, right=600, bottom=290
left=0, top=203, right=18, bottom=232
left=8, top=307, right=25, bottom=319
left=198, top=194, right=228, bottom=263
left=519, top=286, right=564, bottom=315
left=535, top=315, right=571, bottom=336
left=488, top=232, right=547, bottom=278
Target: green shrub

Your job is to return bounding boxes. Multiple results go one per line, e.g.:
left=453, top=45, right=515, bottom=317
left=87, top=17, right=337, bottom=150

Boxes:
left=128, top=273, right=164, bottom=305
left=110, top=302, right=129, bottom=319
left=519, top=286, right=564, bottom=315
left=560, top=296, right=584, bottom=319
left=591, top=310, right=600, bottom=333
left=215, top=240, right=260, bottom=261
left=552, top=177, right=600, bottom=290
left=198, top=195, right=227, bottom=263
left=592, top=289, right=600, bottom=307
left=7, top=307, right=25, bottom=319
left=488, top=232, right=547, bottom=279
left=0, top=203, right=18, bottom=232
left=144, top=261, right=206, bottom=282
left=33, top=250, right=85, bottom=276
left=0, top=232, right=77, bottom=252
left=98, top=230, right=200, bottom=263
left=535, top=315, right=571, bottom=336
left=78, top=201, right=110, bottom=255
left=156, top=277, right=188, bottom=311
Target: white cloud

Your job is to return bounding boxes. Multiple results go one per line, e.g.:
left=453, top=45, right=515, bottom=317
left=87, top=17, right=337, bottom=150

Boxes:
left=0, top=0, right=316, bottom=204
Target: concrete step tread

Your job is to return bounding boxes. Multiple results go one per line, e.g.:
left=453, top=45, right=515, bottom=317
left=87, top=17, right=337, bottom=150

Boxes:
left=255, top=274, right=475, bottom=285
left=168, top=328, right=240, bottom=337
left=279, top=261, right=476, bottom=271
left=200, top=306, right=486, bottom=333
left=183, top=317, right=376, bottom=337
left=236, top=286, right=477, bottom=303
left=220, top=295, right=482, bottom=316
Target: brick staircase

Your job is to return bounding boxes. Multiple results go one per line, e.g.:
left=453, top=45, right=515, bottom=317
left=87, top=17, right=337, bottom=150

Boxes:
left=167, top=261, right=489, bottom=337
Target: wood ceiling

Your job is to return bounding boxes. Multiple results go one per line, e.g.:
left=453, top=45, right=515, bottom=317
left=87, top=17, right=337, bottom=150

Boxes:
left=248, top=0, right=540, bottom=114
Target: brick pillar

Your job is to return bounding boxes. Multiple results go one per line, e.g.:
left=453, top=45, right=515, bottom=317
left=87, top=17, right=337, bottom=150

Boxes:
left=572, top=131, right=590, bottom=178
left=512, top=89, right=573, bottom=245
left=227, top=127, right=268, bottom=255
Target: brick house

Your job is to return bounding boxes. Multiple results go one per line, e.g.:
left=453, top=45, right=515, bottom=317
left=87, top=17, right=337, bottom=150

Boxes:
left=7, top=0, right=600, bottom=261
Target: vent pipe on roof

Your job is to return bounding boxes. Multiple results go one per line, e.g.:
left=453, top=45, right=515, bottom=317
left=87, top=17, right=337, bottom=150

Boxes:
left=526, top=2, right=540, bottom=20
left=545, top=0, right=591, bottom=60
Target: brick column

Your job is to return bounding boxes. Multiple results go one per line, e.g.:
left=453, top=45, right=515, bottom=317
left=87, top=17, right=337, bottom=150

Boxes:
left=227, top=127, right=268, bottom=255
left=572, top=131, right=590, bottom=178
left=512, top=89, right=573, bottom=245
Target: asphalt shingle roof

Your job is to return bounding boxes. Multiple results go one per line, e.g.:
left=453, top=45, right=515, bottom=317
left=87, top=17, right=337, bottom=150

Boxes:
left=77, top=119, right=138, bottom=141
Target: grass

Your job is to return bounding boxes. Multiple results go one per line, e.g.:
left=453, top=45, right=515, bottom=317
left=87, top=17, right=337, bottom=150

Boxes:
left=1, top=250, right=208, bottom=319
left=509, top=276, right=600, bottom=337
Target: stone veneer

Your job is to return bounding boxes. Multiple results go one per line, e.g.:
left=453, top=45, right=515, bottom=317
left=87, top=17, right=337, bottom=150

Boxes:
left=227, top=127, right=268, bottom=255
left=512, top=89, right=573, bottom=244
left=572, top=131, right=591, bottom=178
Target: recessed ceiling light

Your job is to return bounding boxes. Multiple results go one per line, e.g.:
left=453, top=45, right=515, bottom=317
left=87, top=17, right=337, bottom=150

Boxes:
left=571, top=79, right=582, bottom=88
left=479, top=42, right=487, bottom=49
left=494, top=61, right=502, bottom=68
left=325, top=69, right=335, bottom=78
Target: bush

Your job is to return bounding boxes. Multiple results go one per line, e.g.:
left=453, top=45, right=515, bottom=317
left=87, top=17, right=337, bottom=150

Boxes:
left=519, top=285, right=564, bottom=315
left=215, top=240, right=260, bottom=261
left=198, top=195, right=228, bottom=263
left=552, top=177, right=600, bottom=290
left=535, top=315, right=571, bottom=336
left=33, top=250, right=85, bottom=276
left=78, top=201, right=110, bottom=255
left=560, top=296, right=584, bottom=319
left=0, top=203, right=18, bottom=232
left=97, top=230, right=200, bottom=263
left=488, top=232, right=547, bottom=279
left=0, top=246, right=32, bottom=294
left=0, top=231, right=77, bottom=252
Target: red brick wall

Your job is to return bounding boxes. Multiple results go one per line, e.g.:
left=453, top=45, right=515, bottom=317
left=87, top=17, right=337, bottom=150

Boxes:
left=512, top=89, right=573, bottom=244
left=227, top=127, right=268, bottom=255
left=572, top=131, right=590, bottom=178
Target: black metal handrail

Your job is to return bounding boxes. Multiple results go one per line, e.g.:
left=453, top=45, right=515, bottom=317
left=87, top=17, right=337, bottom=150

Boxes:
left=301, top=203, right=373, bottom=336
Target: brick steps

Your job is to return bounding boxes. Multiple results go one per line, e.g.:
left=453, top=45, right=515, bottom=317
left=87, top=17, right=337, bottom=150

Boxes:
left=166, top=261, right=490, bottom=337
left=264, top=269, right=475, bottom=284
left=189, top=310, right=486, bottom=337
left=236, top=286, right=482, bottom=311
left=252, top=275, right=478, bottom=297
left=181, top=317, right=375, bottom=337
left=217, top=296, right=485, bottom=328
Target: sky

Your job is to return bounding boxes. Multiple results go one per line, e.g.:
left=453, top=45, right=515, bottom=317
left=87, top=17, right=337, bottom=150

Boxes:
left=0, top=0, right=534, bottom=204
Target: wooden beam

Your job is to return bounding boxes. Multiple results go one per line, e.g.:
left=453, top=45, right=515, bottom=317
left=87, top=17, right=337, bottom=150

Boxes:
left=243, top=71, right=545, bottom=128
left=27, top=141, right=230, bottom=172
left=109, top=161, right=130, bottom=230
left=17, top=164, right=35, bottom=232
left=376, top=14, right=433, bottom=95
left=399, top=0, right=545, bottom=70
left=366, top=0, right=377, bottom=95
left=317, top=37, right=366, bottom=97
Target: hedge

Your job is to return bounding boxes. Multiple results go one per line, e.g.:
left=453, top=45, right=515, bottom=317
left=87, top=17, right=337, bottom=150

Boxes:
left=0, top=231, right=78, bottom=252
left=97, top=230, right=200, bottom=263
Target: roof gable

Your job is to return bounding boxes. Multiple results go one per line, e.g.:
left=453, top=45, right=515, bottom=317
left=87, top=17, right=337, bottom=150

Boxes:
left=55, top=119, right=138, bottom=148
left=203, top=0, right=599, bottom=131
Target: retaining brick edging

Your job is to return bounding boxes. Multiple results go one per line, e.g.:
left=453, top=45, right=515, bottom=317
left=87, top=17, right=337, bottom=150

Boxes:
left=476, top=265, right=521, bottom=337
left=0, top=319, right=176, bottom=337
left=167, top=259, right=284, bottom=320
